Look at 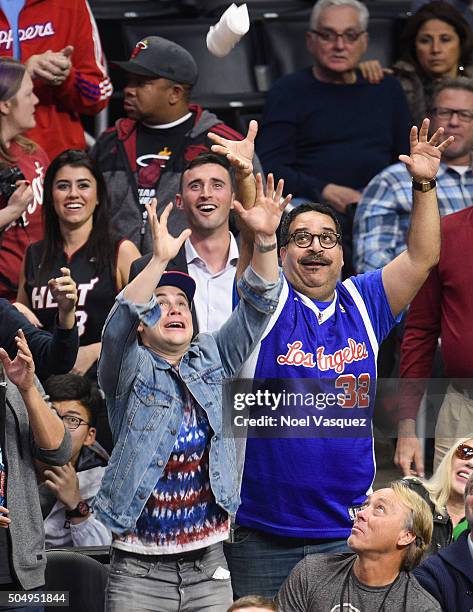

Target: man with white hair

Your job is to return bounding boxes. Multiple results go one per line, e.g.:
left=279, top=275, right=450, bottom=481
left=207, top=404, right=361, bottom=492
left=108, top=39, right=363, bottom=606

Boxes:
left=256, top=0, right=411, bottom=271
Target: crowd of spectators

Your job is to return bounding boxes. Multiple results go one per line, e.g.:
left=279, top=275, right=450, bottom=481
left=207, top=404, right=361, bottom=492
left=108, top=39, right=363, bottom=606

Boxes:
left=1, top=0, right=473, bottom=611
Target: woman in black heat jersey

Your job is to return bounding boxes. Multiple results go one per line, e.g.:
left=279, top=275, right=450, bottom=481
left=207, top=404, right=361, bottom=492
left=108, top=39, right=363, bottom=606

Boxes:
left=16, top=149, right=140, bottom=379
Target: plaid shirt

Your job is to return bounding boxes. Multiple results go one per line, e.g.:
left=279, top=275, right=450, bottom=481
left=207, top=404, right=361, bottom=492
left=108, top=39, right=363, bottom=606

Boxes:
left=353, top=162, right=473, bottom=272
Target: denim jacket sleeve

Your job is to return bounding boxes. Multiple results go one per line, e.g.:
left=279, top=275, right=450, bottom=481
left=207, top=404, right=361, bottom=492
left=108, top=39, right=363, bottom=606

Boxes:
left=213, top=265, right=282, bottom=378
left=98, top=291, right=162, bottom=400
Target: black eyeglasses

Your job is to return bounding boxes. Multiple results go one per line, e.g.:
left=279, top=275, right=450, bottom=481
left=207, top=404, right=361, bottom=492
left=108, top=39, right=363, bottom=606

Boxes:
left=51, top=406, right=90, bottom=431
left=284, top=230, right=341, bottom=249
left=310, top=28, right=365, bottom=44
left=455, top=443, right=473, bottom=460
left=430, top=107, right=473, bottom=123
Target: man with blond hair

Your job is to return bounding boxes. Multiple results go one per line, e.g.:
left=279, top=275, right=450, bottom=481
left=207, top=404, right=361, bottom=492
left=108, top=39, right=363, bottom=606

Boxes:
left=228, top=596, right=277, bottom=611
left=277, top=482, right=441, bottom=611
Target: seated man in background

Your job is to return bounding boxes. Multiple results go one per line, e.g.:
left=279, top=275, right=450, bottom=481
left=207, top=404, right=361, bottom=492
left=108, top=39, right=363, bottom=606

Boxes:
left=37, top=374, right=111, bottom=548
left=354, top=77, right=473, bottom=273
left=277, top=482, right=441, bottom=611
left=256, top=0, right=410, bottom=271
left=91, top=35, right=261, bottom=253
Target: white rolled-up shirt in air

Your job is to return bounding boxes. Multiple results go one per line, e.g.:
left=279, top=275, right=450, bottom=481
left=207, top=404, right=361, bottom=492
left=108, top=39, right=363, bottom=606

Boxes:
left=185, top=233, right=239, bottom=333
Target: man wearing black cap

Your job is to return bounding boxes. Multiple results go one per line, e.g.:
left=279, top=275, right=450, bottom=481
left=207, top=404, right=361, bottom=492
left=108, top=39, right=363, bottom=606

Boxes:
left=91, top=35, right=254, bottom=253
left=94, top=176, right=289, bottom=611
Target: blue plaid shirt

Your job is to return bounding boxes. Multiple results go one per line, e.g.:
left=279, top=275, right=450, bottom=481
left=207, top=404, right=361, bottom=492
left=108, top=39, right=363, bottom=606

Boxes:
left=354, top=162, right=473, bottom=272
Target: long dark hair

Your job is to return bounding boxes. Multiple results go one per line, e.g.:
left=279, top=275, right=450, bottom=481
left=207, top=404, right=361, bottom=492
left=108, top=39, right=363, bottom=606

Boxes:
left=0, top=58, right=36, bottom=162
left=399, top=1, right=473, bottom=71
left=38, top=149, right=117, bottom=284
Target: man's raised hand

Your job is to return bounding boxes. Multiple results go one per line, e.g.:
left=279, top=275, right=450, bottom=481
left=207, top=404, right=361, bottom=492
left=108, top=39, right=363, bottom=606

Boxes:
left=208, top=120, right=258, bottom=178
left=146, top=200, right=191, bottom=265
left=0, top=330, right=35, bottom=392
left=399, top=118, right=454, bottom=181
left=234, top=173, right=292, bottom=237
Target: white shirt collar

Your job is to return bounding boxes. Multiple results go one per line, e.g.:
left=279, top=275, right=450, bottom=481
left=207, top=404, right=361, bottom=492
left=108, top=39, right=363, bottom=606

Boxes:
left=185, top=232, right=239, bottom=269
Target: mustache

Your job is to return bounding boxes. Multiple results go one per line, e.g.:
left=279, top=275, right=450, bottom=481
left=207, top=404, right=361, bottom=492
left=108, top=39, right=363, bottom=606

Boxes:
left=299, top=253, right=331, bottom=265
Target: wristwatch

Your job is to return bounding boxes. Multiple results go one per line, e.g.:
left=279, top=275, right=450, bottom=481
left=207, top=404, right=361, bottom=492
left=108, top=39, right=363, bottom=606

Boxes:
left=65, top=500, right=90, bottom=519
left=412, top=178, right=436, bottom=192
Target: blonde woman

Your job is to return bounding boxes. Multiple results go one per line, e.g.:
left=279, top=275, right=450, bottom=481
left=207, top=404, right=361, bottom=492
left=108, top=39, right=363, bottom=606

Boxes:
left=404, top=434, right=473, bottom=553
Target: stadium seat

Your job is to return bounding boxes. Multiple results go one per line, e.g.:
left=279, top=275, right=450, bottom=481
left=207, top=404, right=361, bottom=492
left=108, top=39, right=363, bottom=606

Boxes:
left=44, top=549, right=109, bottom=612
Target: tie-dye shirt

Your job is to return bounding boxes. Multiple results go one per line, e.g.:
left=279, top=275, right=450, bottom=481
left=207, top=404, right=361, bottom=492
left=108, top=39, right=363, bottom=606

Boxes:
left=114, top=390, right=229, bottom=554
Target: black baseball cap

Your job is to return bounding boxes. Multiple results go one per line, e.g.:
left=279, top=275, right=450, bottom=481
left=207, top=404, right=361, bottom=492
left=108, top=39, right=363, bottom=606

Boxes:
left=156, top=271, right=196, bottom=304
left=112, top=36, right=198, bottom=86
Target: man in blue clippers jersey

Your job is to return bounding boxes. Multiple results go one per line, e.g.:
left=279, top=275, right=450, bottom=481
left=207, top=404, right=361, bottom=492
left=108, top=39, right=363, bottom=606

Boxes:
left=210, top=118, right=454, bottom=597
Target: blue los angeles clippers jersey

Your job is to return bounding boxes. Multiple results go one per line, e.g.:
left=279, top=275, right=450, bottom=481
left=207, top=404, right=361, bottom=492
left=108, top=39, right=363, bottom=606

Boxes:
left=236, top=269, right=398, bottom=539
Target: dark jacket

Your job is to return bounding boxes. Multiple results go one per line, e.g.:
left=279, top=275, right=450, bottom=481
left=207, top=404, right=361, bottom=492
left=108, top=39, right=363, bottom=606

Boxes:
left=0, top=299, right=78, bottom=383
left=404, top=478, right=452, bottom=554
left=3, top=378, right=71, bottom=590
left=414, top=531, right=473, bottom=612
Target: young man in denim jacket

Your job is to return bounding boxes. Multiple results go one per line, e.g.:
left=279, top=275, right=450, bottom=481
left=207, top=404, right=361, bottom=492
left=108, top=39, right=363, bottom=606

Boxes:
left=94, top=175, right=289, bottom=611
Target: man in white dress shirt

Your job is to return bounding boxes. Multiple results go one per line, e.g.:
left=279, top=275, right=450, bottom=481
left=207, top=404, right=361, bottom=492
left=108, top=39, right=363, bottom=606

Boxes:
left=130, top=152, right=239, bottom=332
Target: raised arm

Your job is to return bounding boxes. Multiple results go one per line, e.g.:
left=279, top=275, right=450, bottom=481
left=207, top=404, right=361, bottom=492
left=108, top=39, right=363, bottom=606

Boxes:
left=0, top=331, right=67, bottom=451
left=394, top=267, right=442, bottom=477
left=99, top=202, right=190, bottom=398
left=214, top=175, right=288, bottom=375
left=209, top=119, right=258, bottom=209
left=234, top=173, right=291, bottom=282
left=382, top=119, right=453, bottom=317
left=123, top=201, right=191, bottom=304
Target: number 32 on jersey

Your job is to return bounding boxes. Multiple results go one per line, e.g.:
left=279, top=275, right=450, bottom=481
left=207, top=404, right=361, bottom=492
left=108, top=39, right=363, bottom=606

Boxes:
left=335, top=373, right=370, bottom=408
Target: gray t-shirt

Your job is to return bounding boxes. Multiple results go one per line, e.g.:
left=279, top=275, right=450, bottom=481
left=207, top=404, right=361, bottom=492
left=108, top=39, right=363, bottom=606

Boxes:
left=277, top=553, right=442, bottom=612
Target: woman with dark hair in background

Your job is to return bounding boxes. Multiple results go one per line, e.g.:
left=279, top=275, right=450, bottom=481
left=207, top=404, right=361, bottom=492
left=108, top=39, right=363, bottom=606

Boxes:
left=0, top=57, right=48, bottom=301
left=360, top=1, right=473, bottom=125
left=16, top=149, right=140, bottom=378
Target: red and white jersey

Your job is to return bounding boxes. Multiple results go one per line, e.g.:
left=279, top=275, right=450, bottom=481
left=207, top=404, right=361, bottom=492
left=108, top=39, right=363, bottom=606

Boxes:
left=0, top=0, right=112, bottom=159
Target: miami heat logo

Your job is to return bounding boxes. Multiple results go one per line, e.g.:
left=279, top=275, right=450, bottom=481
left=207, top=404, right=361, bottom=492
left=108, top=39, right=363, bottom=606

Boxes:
left=131, top=40, right=148, bottom=59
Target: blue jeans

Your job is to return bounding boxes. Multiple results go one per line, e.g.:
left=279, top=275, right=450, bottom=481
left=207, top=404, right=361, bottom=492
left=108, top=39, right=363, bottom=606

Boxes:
left=224, top=525, right=351, bottom=599
left=106, top=543, right=233, bottom=612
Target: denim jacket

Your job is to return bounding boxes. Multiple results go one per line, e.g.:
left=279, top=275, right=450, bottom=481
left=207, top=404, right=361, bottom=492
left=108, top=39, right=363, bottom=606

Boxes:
left=94, top=266, right=281, bottom=534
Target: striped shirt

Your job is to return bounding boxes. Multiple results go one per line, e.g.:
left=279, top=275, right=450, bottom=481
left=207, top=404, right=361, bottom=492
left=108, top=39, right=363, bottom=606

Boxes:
left=354, top=162, right=473, bottom=273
